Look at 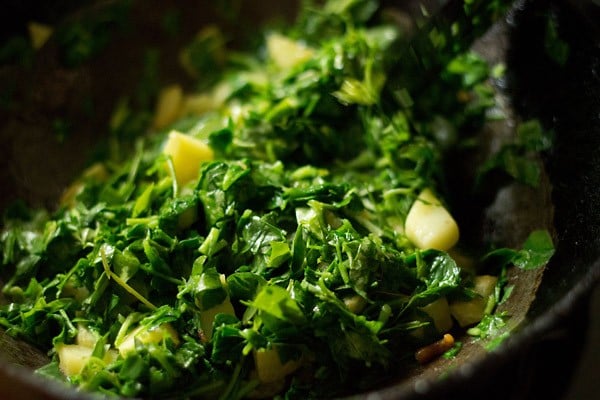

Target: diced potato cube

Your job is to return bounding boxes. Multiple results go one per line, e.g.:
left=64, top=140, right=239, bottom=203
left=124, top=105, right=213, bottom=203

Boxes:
left=472, top=275, right=499, bottom=297
left=57, top=344, right=117, bottom=377
left=199, top=298, right=236, bottom=342
left=198, top=273, right=236, bottom=342
left=448, top=248, right=476, bottom=273
left=82, top=162, right=108, bottom=181
left=253, top=347, right=302, bottom=383
left=76, top=325, right=98, bottom=348
left=57, top=344, right=93, bottom=377
left=180, top=94, right=217, bottom=116
left=405, top=189, right=459, bottom=251
left=343, top=294, right=367, bottom=314
left=267, top=33, right=314, bottom=70
left=163, top=130, right=214, bottom=186
left=450, top=275, right=498, bottom=327
left=61, top=280, right=90, bottom=301
left=420, top=297, right=453, bottom=333
left=153, top=85, right=184, bottom=129
left=59, top=182, right=84, bottom=208
left=60, top=163, right=108, bottom=207
left=104, top=349, right=119, bottom=364
left=28, top=21, right=53, bottom=49
left=117, top=323, right=180, bottom=356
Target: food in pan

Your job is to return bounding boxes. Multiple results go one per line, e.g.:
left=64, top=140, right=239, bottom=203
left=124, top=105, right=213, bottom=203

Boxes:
left=0, top=0, right=554, bottom=398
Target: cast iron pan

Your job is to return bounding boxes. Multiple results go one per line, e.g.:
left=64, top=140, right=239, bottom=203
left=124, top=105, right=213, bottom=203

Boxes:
left=0, top=1, right=598, bottom=399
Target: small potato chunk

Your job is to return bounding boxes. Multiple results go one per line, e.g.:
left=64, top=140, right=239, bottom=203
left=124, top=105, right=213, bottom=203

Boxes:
left=57, top=344, right=93, bottom=377
left=267, top=33, right=314, bottom=70
left=450, top=275, right=498, bottom=327
left=117, top=323, right=180, bottom=357
left=199, top=298, right=236, bottom=342
left=153, top=85, right=184, bottom=129
left=180, top=94, right=218, bottom=116
left=253, top=347, right=302, bottom=383
left=61, top=280, right=90, bottom=302
left=60, top=163, right=108, bottom=207
left=448, top=248, right=476, bottom=273
left=57, top=344, right=117, bottom=377
left=198, top=274, right=236, bottom=342
left=405, top=189, right=459, bottom=251
left=76, top=325, right=98, bottom=348
left=28, top=21, right=53, bottom=49
left=177, top=206, right=198, bottom=230
left=163, top=130, right=214, bottom=186
left=420, top=297, right=453, bottom=333
left=343, top=294, right=367, bottom=314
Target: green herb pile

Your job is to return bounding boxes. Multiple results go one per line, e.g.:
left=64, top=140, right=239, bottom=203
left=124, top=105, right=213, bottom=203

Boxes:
left=0, top=0, right=554, bottom=398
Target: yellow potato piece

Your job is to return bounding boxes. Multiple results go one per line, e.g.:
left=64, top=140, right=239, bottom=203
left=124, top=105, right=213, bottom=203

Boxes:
left=57, top=344, right=118, bottom=377
left=448, top=248, right=476, bottom=273
left=57, top=344, right=93, bottom=377
left=163, top=130, right=214, bottom=186
left=76, top=325, right=98, bottom=348
left=61, top=280, right=90, bottom=301
left=199, top=298, right=236, bottom=342
left=267, top=33, right=314, bottom=70
left=153, top=85, right=184, bottom=129
left=253, top=347, right=302, bottom=383
left=180, top=94, right=218, bottom=116
left=117, top=323, right=180, bottom=356
left=28, top=21, right=53, bottom=50
left=343, top=294, right=367, bottom=314
left=404, top=189, right=459, bottom=251
left=177, top=206, right=198, bottom=230
left=420, top=297, right=453, bottom=333
left=197, top=274, right=236, bottom=341
left=450, top=275, right=498, bottom=327
left=60, top=162, right=108, bottom=207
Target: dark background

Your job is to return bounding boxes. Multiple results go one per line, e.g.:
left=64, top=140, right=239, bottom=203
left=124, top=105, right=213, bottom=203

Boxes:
left=565, top=286, right=599, bottom=400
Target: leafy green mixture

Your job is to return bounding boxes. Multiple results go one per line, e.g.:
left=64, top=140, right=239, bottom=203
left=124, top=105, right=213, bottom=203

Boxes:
left=0, top=1, right=554, bottom=398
